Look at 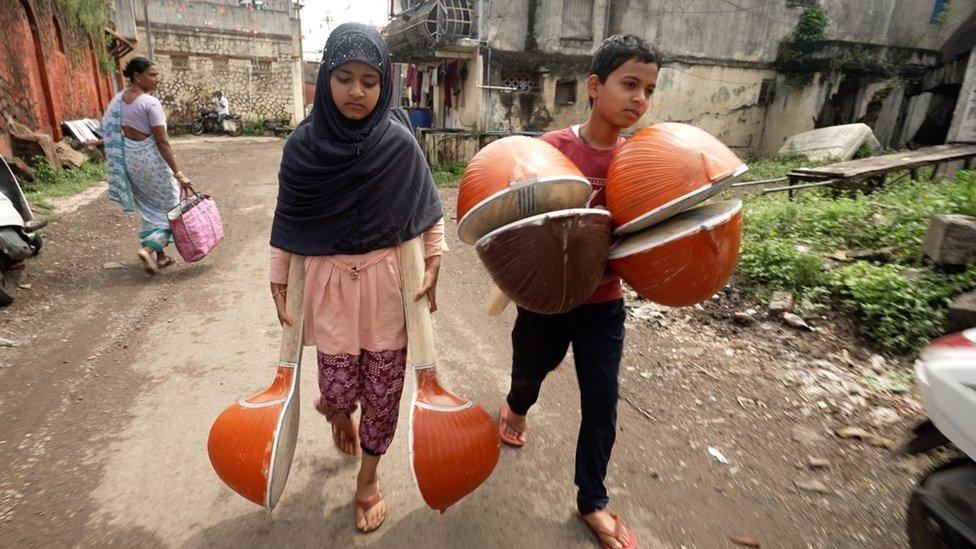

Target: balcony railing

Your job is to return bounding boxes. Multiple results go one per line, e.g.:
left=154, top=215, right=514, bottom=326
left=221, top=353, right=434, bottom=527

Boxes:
left=386, top=0, right=475, bottom=57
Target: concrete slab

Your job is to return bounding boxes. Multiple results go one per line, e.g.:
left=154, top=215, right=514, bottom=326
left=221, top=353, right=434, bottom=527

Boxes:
left=947, top=290, right=976, bottom=332
left=923, top=213, right=976, bottom=265
left=778, top=123, right=880, bottom=161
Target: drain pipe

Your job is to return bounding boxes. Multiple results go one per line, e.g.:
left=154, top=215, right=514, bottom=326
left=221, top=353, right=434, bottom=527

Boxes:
left=477, top=0, right=483, bottom=41
left=482, top=0, right=494, bottom=133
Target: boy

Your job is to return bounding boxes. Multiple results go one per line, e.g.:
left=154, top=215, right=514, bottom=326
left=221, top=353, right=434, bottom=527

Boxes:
left=498, top=34, right=659, bottom=549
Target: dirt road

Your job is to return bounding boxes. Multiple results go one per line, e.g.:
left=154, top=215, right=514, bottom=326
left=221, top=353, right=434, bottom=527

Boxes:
left=0, top=138, right=924, bottom=548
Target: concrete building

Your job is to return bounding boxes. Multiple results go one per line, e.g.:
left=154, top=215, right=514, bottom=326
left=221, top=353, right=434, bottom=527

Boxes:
left=0, top=0, right=120, bottom=157
left=122, top=0, right=305, bottom=125
left=386, top=0, right=976, bottom=161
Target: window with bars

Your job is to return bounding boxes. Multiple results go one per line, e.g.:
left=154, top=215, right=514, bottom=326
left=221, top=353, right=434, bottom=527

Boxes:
left=171, top=55, right=190, bottom=71
left=212, top=57, right=229, bottom=73
left=252, top=59, right=272, bottom=75
left=500, top=71, right=541, bottom=93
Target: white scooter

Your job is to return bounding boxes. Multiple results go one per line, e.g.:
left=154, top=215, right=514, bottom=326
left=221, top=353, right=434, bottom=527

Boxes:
left=898, top=328, right=976, bottom=548
left=0, top=156, right=44, bottom=306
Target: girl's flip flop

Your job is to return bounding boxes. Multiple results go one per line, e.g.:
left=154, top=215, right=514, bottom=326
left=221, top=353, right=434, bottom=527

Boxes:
left=355, top=491, right=386, bottom=533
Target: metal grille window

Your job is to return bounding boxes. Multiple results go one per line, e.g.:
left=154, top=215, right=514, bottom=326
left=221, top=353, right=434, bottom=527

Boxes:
left=252, top=59, right=272, bottom=75
left=171, top=55, right=190, bottom=71
left=786, top=0, right=819, bottom=7
left=561, top=0, right=594, bottom=40
left=500, top=71, right=541, bottom=93
left=212, top=57, right=229, bottom=73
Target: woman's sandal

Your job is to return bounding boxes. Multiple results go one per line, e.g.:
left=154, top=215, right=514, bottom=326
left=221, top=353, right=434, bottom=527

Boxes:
left=156, top=256, right=176, bottom=269
left=355, top=491, right=386, bottom=533
left=137, top=249, right=158, bottom=274
left=498, top=402, right=526, bottom=447
left=580, top=512, right=639, bottom=549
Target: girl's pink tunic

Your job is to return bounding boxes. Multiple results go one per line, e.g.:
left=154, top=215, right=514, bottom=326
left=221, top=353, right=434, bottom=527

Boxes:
left=270, top=220, right=446, bottom=356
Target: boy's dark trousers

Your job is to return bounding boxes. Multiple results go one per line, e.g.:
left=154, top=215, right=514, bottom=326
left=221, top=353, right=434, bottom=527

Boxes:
left=505, top=299, right=626, bottom=514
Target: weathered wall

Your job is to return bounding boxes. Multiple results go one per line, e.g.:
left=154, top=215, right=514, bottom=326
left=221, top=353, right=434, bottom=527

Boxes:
left=0, top=0, right=113, bottom=156
left=113, top=0, right=139, bottom=41
left=487, top=0, right=975, bottom=62
left=887, top=0, right=976, bottom=51
left=760, top=73, right=840, bottom=154
left=128, top=0, right=303, bottom=124
left=650, top=65, right=776, bottom=154
left=476, top=0, right=976, bottom=155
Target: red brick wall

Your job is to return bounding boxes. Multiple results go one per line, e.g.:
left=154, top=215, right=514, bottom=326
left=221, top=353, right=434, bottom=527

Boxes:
left=0, top=0, right=114, bottom=157
left=303, top=81, right=316, bottom=107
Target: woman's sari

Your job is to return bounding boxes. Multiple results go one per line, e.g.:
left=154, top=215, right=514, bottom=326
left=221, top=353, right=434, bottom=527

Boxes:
left=102, top=93, right=180, bottom=252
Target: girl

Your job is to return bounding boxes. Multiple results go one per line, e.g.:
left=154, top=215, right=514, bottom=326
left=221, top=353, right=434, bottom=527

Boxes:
left=102, top=57, right=191, bottom=273
left=269, top=24, right=445, bottom=533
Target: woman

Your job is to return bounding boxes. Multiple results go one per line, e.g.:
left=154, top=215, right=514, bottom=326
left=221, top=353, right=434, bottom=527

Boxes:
left=269, top=23, right=445, bottom=533
left=102, top=56, right=191, bottom=273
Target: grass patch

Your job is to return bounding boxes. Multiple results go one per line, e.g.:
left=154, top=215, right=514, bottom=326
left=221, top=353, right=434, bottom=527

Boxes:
left=736, top=164, right=976, bottom=354
left=736, top=154, right=837, bottom=182
left=242, top=120, right=266, bottom=136
left=24, top=157, right=107, bottom=210
left=430, top=162, right=465, bottom=188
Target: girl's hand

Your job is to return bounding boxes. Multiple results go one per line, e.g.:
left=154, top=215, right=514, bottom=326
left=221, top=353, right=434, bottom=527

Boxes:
left=271, top=282, right=293, bottom=326
left=414, top=255, right=442, bottom=313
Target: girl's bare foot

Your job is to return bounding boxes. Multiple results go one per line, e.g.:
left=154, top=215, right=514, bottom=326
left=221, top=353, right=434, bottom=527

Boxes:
left=331, top=417, right=359, bottom=456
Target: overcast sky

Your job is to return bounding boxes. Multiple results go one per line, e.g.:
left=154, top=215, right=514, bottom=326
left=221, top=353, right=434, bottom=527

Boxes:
left=300, top=0, right=392, bottom=60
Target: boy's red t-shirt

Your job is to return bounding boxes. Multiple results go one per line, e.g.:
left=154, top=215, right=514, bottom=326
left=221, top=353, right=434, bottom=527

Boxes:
left=539, top=125, right=625, bottom=304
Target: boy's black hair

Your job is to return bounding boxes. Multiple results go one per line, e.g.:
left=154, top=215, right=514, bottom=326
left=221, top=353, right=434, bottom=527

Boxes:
left=588, top=34, right=659, bottom=82
left=587, top=34, right=659, bottom=106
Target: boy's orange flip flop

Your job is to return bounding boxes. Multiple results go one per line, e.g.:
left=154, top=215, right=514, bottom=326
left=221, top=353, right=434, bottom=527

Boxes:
left=582, top=512, right=639, bottom=549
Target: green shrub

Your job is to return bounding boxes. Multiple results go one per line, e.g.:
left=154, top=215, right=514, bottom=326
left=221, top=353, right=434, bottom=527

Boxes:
left=24, top=156, right=107, bottom=207
left=242, top=120, right=266, bottom=136
left=954, top=170, right=976, bottom=217
left=829, top=263, right=976, bottom=353
left=734, top=162, right=976, bottom=353
left=793, top=5, right=829, bottom=42
left=429, top=162, right=466, bottom=188
left=739, top=239, right=824, bottom=291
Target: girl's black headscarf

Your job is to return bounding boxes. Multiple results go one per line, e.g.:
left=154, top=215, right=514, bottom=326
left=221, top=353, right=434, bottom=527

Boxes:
left=271, top=23, right=443, bottom=256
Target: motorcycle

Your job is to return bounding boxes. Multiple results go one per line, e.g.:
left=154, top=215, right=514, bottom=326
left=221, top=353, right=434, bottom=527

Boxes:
left=0, top=156, right=44, bottom=306
left=190, top=107, right=243, bottom=137
left=898, top=328, right=976, bottom=548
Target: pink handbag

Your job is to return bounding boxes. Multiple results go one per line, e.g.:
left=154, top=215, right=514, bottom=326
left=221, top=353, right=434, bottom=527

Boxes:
left=168, top=188, right=223, bottom=263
